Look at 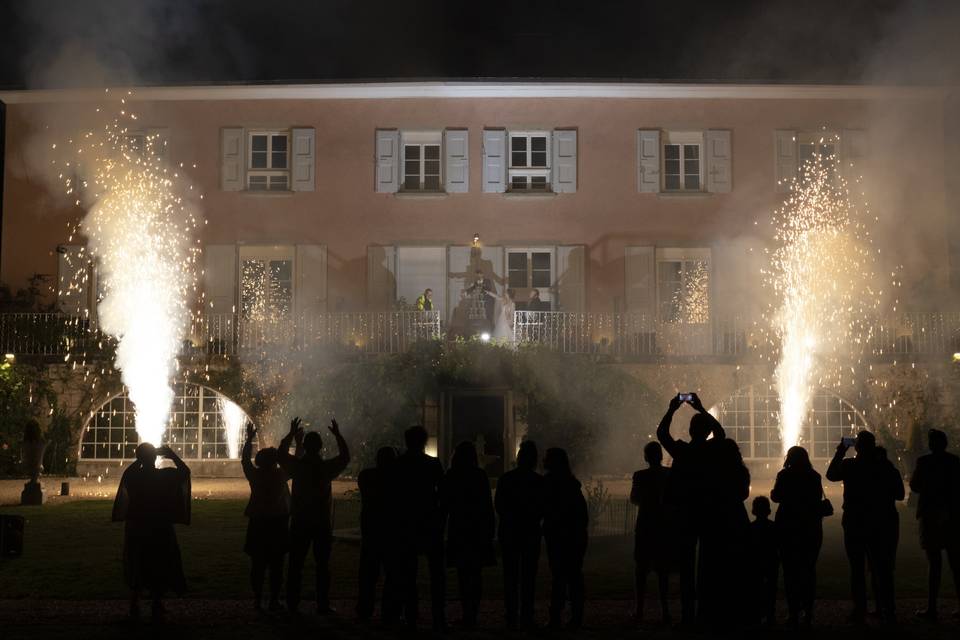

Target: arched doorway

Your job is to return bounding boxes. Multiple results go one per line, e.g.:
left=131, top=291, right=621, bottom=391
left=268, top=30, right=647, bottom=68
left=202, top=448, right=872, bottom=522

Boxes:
left=79, top=382, right=252, bottom=461
left=715, top=385, right=869, bottom=460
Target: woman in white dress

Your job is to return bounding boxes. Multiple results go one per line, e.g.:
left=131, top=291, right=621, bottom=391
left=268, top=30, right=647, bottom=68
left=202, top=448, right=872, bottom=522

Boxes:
left=492, top=288, right=516, bottom=343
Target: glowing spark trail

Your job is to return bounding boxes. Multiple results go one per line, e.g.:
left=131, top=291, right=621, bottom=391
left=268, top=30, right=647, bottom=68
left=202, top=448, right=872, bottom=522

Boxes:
left=59, top=96, right=201, bottom=445
left=764, top=137, right=880, bottom=453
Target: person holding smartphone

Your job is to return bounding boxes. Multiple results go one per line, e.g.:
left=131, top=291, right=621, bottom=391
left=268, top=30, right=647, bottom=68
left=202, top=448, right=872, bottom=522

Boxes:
left=826, top=431, right=905, bottom=624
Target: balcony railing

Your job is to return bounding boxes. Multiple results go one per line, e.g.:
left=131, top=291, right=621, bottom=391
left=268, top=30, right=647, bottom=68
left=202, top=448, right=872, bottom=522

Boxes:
left=2, top=310, right=959, bottom=360
left=513, top=310, right=960, bottom=359
left=0, top=311, right=442, bottom=357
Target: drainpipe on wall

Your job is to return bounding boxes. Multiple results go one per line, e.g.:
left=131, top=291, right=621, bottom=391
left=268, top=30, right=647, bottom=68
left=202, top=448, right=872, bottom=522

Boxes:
left=0, top=99, right=6, bottom=275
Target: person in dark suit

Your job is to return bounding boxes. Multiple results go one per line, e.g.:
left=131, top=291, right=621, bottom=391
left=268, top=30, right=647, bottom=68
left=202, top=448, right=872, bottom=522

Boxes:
left=528, top=289, right=550, bottom=312
left=655, top=392, right=725, bottom=625
left=389, top=425, right=447, bottom=632
left=112, top=443, right=191, bottom=622
left=630, top=441, right=674, bottom=625
left=748, top=496, right=779, bottom=626
left=278, top=416, right=350, bottom=615
left=543, top=447, right=589, bottom=629
left=910, top=428, right=960, bottom=621
left=241, top=423, right=290, bottom=612
left=495, top=440, right=545, bottom=630
left=826, top=431, right=905, bottom=624
left=440, top=441, right=496, bottom=628
left=771, top=445, right=825, bottom=628
left=356, top=446, right=398, bottom=622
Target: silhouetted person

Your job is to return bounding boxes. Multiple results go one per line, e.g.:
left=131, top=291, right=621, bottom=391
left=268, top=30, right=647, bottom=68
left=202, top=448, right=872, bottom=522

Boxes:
left=771, top=445, right=825, bottom=628
left=749, top=496, right=778, bottom=626
left=630, top=441, right=675, bottom=625
left=278, top=416, right=350, bottom=615
left=495, top=440, right=545, bottom=630
left=910, top=428, right=960, bottom=621
left=826, top=431, right=905, bottom=623
left=388, top=425, right=447, bottom=632
left=440, top=441, right=496, bottom=628
left=356, top=446, right=398, bottom=621
left=112, top=443, right=191, bottom=621
left=656, top=392, right=725, bottom=624
left=543, top=447, right=588, bottom=629
left=241, top=423, right=290, bottom=611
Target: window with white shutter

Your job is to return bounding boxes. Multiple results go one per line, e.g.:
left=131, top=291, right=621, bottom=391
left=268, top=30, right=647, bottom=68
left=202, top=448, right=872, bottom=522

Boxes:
left=247, top=131, right=290, bottom=191
left=401, top=131, right=443, bottom=192
left=662, top=131, right=704, bottom=192
left=508, top=131, right=551, bottom=191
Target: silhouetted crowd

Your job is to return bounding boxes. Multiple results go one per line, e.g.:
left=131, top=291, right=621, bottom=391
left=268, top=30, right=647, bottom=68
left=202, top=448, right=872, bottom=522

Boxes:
left=111, top=392, right=960, bottom=632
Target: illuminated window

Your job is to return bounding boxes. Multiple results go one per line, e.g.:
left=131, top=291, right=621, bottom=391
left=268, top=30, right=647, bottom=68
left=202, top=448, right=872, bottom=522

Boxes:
left=248, top=131, right=289, bottom=191
left=716, top=386, right=867, bottom=460
left=508, top=132, right=550, bottom=191
left=79, top=383, right=252, bottom=460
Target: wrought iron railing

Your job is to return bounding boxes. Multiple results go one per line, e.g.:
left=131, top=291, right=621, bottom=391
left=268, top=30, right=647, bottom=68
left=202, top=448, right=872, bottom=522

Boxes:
left=0, top=311, right=442, bottom=357
left=513, top=310, right=960, bottom=359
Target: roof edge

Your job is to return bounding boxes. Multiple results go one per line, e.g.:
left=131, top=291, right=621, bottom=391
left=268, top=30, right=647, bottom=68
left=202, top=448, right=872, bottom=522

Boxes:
left=0, top=81, right=948, bottom=104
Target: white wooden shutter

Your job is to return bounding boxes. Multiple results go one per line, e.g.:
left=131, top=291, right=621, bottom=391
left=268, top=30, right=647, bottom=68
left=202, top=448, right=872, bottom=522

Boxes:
left=295, top=244, right=326, bottom=316
left=221, top=127, right=244, bottom=191
left=557, top=245, right=586, bottom=312
left=482, top=129, right=507, bottom=193
left=625, top=246, right=656, bottom=317
left=552, top=129, right=578, bottom=193
left=396, top=247, right=447, bottom=318
left=841, top=129, right=867, bottom=162
left=291, top=128, right=316, bottom=192
left=637, top=130, right=661, bottom=193
left=775, top=130, right=798, bottom=193
left=367, top=245, right=397, bottom=309
left=444, top=129, right=469, bottom=193
left=203, top=245, right=237, bottom=314
left=57, top=246, right=92, bottom=315
left=705, top=129, right=732, bottom=194
left=375, top=129, right=400, bottom=193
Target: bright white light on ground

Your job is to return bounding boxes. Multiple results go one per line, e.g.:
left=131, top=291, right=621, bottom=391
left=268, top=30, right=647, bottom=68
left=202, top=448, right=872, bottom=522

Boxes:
left=480, top=332, right=491, bottom=342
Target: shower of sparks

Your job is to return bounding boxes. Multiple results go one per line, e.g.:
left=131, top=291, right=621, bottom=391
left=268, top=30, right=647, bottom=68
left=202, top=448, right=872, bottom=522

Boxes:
left=219, top=396, right=248, bottom=458
left=56, top=92, right=202, bottom=445
left=763, top=136, right=882, bottom=454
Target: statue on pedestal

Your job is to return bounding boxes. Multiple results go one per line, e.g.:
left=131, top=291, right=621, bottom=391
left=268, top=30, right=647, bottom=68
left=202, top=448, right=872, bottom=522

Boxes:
left=20, top=419, right=46, bottom=506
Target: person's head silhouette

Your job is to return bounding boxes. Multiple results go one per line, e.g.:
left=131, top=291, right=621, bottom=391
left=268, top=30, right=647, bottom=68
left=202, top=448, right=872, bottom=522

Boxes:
left=544, top=447, right=571, bottom=476
left=516, top=440, right=538, bottom=470
left=644, top=441, right=663, bottom=467
left=302, top=431, right=323, bottom=456
left=854, top=430, right=876, bottom=457
left=688, top=413, right=712, bottom=442
left=255, top=446, right=279, bottom=469
left=451, top=441, right=479, bottom=470
left=752, top=496, right=772, bottom=520
left=784, top=445, right=812, bottom=471
left=405, top=425, right=429, bottom=453
left=135, top=443, right=157, bottom=469
left=928, top=428, right=948, bottom=453
left=376, top=446, right=397, bottom=469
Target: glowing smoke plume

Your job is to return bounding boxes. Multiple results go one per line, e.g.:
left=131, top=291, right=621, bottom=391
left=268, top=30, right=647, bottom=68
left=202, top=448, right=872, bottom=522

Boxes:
left=60, top=96, right=201, bottom=445
left=764, top=137, right=881, bottom=454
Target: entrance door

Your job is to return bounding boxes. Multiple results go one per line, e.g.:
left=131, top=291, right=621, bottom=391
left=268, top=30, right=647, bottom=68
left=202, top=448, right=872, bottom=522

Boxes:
left=450, top=395, right=506, bottom=477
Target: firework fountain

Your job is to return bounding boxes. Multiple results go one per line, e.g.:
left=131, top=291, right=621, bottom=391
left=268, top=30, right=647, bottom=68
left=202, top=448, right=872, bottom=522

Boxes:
left=765, top=136, right=882, bottom=454
left=59, top=95, right=202, bottom=446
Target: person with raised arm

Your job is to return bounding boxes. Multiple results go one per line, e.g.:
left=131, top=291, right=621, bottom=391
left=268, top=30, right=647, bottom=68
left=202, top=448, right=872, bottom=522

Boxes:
left=655, top=392, right=724, bottom=625
left=112, top=442, right=191, bottom=622
left=241, top=422, right=290, bottom=611
left=278, top=416, right=350, bottom=615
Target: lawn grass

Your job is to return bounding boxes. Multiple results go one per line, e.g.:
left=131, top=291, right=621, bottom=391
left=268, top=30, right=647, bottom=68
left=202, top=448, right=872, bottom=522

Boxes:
left=0, top=500, right=952, bottom=602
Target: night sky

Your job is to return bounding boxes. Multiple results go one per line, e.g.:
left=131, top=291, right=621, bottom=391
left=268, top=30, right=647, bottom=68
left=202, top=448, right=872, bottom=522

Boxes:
left=0, top=0, right=958, bottom=89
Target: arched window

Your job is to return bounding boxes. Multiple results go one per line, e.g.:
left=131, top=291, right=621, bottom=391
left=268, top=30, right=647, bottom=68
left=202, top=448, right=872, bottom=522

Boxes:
left=715, top=386, right=868, bottom=460
left=80, top=382, right=251, bottom=460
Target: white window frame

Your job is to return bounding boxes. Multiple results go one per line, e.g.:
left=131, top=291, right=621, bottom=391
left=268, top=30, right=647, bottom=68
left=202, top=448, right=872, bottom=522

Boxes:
left=506, top=247, right=555, bottom=306
left=655, top=247, right=711, bottom=324
left=662, top=131, right=704, bottom=192
left=401, top=131, right=443, bottom=192
left=508, top=131, right=551, bottom=192
left=247, top=130, right=290, bottom=191
left=238, top=245, right=297, bottom=320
